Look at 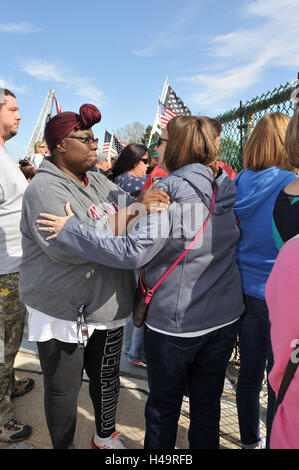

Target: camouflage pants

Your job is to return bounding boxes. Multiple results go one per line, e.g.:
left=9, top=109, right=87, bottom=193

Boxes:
left=0, top=273, right=26, bottom=425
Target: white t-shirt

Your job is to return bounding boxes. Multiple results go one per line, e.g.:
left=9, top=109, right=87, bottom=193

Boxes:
left=26, top=305, right=128, bottom=343
left=145, top=317, right=239, bottom=338
left=0, top=146, right=27, bottom=274
left=31, top=153, right=44, bottom=170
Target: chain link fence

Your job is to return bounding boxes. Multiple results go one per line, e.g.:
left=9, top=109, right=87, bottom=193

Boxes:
left=214, top=77, right=299, bottom=173
left=215, top=76, right=299, bottom=377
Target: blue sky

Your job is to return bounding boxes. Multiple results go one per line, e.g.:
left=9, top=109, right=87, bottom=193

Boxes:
left=1, top=0, right=298, bottom=161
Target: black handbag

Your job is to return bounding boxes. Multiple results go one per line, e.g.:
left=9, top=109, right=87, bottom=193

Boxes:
left=133, top=269, right=153, bottom=327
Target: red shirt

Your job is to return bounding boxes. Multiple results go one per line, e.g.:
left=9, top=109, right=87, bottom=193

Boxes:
left=217, top=161, right=237, bottom=180
left=142, top=161, right=237, bottom=193
left=142, top=166, right=168, bottom=192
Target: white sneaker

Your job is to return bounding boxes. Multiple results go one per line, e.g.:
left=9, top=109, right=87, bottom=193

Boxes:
left=259, top=438, right=266, bottom=449
left=91, top=431, right=126, bottom=449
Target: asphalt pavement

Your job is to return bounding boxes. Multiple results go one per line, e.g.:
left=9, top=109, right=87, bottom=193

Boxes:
left=0, top=321, right=267, bottom=450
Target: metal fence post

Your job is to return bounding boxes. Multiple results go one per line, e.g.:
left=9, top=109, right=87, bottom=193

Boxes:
left=296, top=72, right=299, bottom=110
left=237, top=100, right=248, bottom=169
left=239, top=101, right=243, bottom=159
left=215, top=79, right=295, bottom=172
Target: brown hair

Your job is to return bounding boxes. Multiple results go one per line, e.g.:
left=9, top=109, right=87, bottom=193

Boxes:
left=201, top=116, right=222, bottom=140
left=243, top=112, right=294, bottom=171
left=0, top=88, right=16, bottom=109
left=163, top=116, right=219, bottom=176
left=285, top=108, right=299, bottom=168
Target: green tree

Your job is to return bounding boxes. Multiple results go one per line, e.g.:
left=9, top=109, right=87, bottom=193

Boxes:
left=141, top=125, right=152, bottom=146
left=219, top=137, right=242, bottom=173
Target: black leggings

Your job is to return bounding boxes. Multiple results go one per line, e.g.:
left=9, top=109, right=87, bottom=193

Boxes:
left=37, top=327, right=123, bottom=449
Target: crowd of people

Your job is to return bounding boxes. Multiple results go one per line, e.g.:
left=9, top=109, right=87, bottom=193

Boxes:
left=1, top=85, right=299, bottom=450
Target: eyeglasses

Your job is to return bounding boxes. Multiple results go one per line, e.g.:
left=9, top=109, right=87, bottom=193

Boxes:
left=140, top=158, right=149, bottom=165
left=156, top=136, right=168, bottom=147
left=65, top=136, right=99, bottom=146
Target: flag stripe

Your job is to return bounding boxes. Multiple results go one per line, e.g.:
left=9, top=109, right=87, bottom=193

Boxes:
left=102, top=130, right=112, bottom=153
left=159, top=100, right=177, bottom=129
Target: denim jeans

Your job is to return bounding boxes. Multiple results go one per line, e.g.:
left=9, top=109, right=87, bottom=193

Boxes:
left=143, top=320, right=239, bottom=449
left=124, top=315, right=146, bottom=363
left=236, top=294, right=275, bottom=449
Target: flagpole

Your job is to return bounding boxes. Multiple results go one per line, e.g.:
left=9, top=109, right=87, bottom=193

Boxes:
left=108, top=132, right=114, bottom=163
left=148, top=76, right=168, bottom=147
left=161, top=75, right=169, bottom=104
left=161, top=80, right=169, bottom=104
left=148, top=93, right=161, bottom=148
left=102, top=128, right=107, bottom=156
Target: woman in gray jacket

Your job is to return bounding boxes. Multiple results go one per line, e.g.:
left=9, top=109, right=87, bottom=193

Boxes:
left=38, top=115, right=244, bottom=449
left=19, top=104, right=169, bottom=450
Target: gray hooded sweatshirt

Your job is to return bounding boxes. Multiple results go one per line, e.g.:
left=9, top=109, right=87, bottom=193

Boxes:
left=19, top=158, right=136, bottom=323
left=56, top=163, right=244, bottom=334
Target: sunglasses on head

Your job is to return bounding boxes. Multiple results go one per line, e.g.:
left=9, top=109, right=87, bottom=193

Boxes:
left=156, top=136, right=168, bottom=147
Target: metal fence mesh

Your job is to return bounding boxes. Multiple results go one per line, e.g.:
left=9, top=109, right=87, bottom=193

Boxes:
left=214, top=81, right=296, bottom=173
left=214, top=78, right=298, bottom=375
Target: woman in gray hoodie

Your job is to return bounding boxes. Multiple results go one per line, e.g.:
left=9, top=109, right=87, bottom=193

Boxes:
left=19, top=104, right=169, bottom=450
left=38, top=115, right=244, bottom=449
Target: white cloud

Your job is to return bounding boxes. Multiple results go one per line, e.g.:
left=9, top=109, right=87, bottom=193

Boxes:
left=0, top=77, right=27, bottom=94
left=182, top=57, right=268, bottom=108
left=179, top=0, right=299, bottom=111
left=75, top=85, right=104, bottom=103
left=246, top=0, right=299, bottom=18
left=20, top=60, right=104, bottom=105
left=0, top=22, right=41, bottom=33
left=21, top=60, right=67, bottom=82
left=134, top=32, right=191, bottom=57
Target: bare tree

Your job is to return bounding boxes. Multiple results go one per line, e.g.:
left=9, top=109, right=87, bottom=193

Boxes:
left=113, top=121, right=145, bottom=145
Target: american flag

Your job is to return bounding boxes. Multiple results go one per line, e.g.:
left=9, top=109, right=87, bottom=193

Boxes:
left=110, top=135, right=125, bottom=157
left=54, top=97, right=63, bottom=114
left=116, top=136, right=125, bottom=149
left=164, top=85, right=191, bottom=117
left=102, top=131, right=125, bottom=156
left=102, top=130, right=111, bottom=153
left=159, top=100, right=177, bottom=129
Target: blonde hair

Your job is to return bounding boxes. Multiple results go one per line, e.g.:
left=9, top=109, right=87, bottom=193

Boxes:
left=34, top=141, right=46, bottom=153
left=244, top=112, right=294, bottom=171
left=164, top=116, right=219, bottom=176
left=285, top=108, right=299, bottom=168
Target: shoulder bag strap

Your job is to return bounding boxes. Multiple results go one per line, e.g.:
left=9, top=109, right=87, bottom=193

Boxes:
left=142, top=183, right=217, bottom=295
left=274, top=345, right=299, bottom=415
